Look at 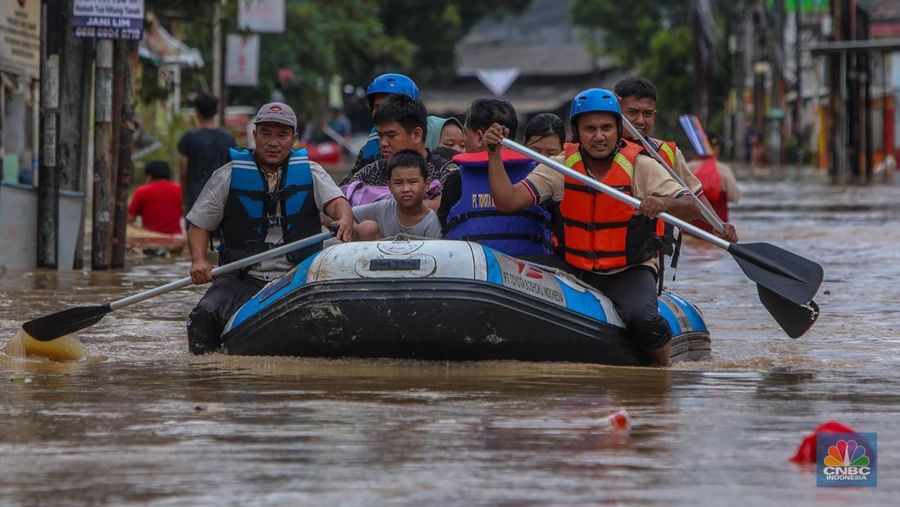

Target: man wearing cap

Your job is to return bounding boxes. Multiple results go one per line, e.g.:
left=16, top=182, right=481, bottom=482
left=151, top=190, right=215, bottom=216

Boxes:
left=185, top=102, right=355, bottom=354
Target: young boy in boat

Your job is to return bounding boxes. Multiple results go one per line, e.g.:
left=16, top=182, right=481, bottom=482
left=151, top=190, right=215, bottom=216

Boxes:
left=482, top=88, right=702, bottom=366
left=352, top=150, right=441, bottom=239
left=345, top=94, right=456, bottom=210
left=185, top=102, right=354, bottom=354
left=615, top=77, right=738, bottom=243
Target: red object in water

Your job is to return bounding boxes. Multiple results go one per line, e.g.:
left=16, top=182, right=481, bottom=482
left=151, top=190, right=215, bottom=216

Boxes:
left=598, top=409, right=630, bottom=431
left=790, top=420, right=857, bottom=463
left=300, top=141, right=342, bottom=166
left=692, top=156, right=722, bottom=203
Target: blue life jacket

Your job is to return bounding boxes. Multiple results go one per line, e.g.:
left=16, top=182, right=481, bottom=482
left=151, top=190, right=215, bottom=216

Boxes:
left=221, top=147, right=322, bottom=265
left=359, top=127, right=380, bottom=164
left=445, top=149, right=552, bottom=256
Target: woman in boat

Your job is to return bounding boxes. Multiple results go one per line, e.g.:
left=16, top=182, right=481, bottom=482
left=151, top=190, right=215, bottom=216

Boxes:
left=522, top=113, right=565, bottom=158
left=425, top=116, right=465, bottom=159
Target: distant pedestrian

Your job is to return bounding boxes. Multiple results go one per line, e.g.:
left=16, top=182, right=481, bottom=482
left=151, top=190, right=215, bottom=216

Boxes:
left=128, top=161, right=183, bottom=235
left=178, top=92, right=236, bottom=215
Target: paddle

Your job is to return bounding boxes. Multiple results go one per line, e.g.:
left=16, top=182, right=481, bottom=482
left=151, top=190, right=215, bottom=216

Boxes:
left=621, top=117, right=726, bottom=234
left=22, top=231, right=334, bottom=342
left=500, top=138, right=823, bottom=338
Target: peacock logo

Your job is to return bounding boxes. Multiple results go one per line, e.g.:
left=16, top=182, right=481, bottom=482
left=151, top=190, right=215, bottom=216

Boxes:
left=823, top=439, right=870, bottom=468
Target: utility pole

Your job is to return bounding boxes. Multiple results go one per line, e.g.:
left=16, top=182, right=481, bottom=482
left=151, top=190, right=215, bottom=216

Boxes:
left=92, top=40, right=114, bottom=270
left=212, top=0, right=223, bottom=125
left=37, top=0, right=63, bottom=268
left=793, top=5, right=803, bottom=166
left=112, top=41, right=136, bottom=268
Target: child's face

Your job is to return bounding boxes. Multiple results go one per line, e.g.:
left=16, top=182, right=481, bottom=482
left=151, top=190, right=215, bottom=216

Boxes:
left=389, top=166, right=428, bottom=209
left=439, top=124, right=465, bottom=153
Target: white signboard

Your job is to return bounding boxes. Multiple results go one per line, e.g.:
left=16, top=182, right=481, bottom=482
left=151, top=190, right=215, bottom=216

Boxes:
left=495, top=254, right=566, bottom=305
left=73, top=0, right=144, bottom=40
left=0, top=0, right=41, bottom=79
left=238, top=0, right=285, bottom=33
left=476, top=68, right=520, bottom=97
left=225, top=34, right=260, bottom=87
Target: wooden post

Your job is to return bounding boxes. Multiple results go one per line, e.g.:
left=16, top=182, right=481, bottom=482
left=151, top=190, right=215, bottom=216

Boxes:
left=212, top=0, right=223, bottom=126
left=112, top=41, right=136, bottom=268
left=58, top=0, right=91, bottom=268
left=37, top=0, right=63, bottom=268
left=92, top=40, right=114, bottom=270
left=72, top=39, right=95, bottom=269
left=109, top=40, right=125, bottom=266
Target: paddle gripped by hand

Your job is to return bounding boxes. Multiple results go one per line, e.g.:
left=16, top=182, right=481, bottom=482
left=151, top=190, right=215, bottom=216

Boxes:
left=499, top=138, right=823, bottom=339
left=22, top=231, right=335, bottom=342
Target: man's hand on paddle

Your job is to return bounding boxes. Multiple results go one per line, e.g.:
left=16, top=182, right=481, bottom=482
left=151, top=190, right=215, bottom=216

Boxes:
left=333, top=215, right=355, bottom=242
left=717, top=223, right=739, bottom=243
left=483, top=123, right=508, bottom=154
left=637, top=196, right=668, bottom=219
left=190, top=258, right=213, bottom=285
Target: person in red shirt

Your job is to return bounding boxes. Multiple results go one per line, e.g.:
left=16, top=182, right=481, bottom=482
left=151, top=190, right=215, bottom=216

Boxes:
left=128, top=161, right=184, bottom=234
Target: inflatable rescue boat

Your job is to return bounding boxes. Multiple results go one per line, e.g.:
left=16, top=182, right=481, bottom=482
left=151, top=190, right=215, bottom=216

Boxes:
left=221, top=237, right=711, bottom=366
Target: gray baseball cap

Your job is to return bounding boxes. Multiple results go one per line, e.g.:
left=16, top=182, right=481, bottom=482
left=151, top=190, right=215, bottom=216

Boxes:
left=254, top=102, right=297, bottom=130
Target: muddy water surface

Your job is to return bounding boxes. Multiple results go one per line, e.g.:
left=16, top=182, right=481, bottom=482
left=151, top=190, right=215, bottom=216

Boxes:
left=1, top=169, right=898, bottom=505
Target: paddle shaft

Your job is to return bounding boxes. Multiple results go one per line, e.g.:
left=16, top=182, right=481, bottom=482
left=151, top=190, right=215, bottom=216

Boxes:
left=620, top=117, right=726, bottom=233
left=499, top=139, right=731, bottom=250
left=109, top=231, right=333, bottom=311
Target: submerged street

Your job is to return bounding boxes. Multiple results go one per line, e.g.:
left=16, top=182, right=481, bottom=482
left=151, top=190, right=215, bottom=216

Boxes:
left=1, top=169, right=897, bottom=505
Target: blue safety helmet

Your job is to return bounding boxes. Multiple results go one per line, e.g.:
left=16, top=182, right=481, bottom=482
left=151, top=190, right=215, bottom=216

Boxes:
left=366, top=73, right=420, bottom=109
left=569, top=88, right=623, bottom=143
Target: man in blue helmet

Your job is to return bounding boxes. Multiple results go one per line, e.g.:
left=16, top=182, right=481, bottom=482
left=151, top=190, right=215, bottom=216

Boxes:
left=344, top=73, right=421, bottom=182
left=483, top=88, right=701, bottom=366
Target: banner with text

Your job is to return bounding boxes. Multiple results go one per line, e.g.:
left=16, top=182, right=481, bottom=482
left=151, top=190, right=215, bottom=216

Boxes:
left=73, top=0, right=144, bottom=40
left=0, top=0, right=41, bottom=79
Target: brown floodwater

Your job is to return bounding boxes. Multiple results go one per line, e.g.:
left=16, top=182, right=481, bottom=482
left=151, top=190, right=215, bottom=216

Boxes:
left=1, top=169, right=898, bottom=505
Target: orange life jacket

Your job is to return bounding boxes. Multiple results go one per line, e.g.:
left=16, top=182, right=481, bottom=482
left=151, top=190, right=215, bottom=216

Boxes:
left=560, top=141, right=660, bottom=272
left=645, top=137, right=682, bottom=258
left=651, top=137, right=678, bottom=169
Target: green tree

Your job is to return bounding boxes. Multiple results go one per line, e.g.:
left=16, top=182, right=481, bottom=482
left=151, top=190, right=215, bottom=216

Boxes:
left=636, top=26, right=694, bottom=135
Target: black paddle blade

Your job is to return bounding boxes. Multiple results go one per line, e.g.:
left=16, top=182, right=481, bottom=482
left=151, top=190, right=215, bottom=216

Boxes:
left=757, top=285, right=820, bottom=338
left=22, top=304, right=112, bottom=342
left=728, top=242, right=824, bottom=305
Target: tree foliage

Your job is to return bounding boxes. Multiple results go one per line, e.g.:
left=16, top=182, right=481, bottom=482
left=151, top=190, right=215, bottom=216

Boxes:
left=144, top=0, right=530, bottom=118
left=571, top=0, right=733, bottom=139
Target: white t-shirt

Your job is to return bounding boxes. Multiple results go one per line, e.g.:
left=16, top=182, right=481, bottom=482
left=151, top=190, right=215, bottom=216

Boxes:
left=352, top=199, right=441, bottom=238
